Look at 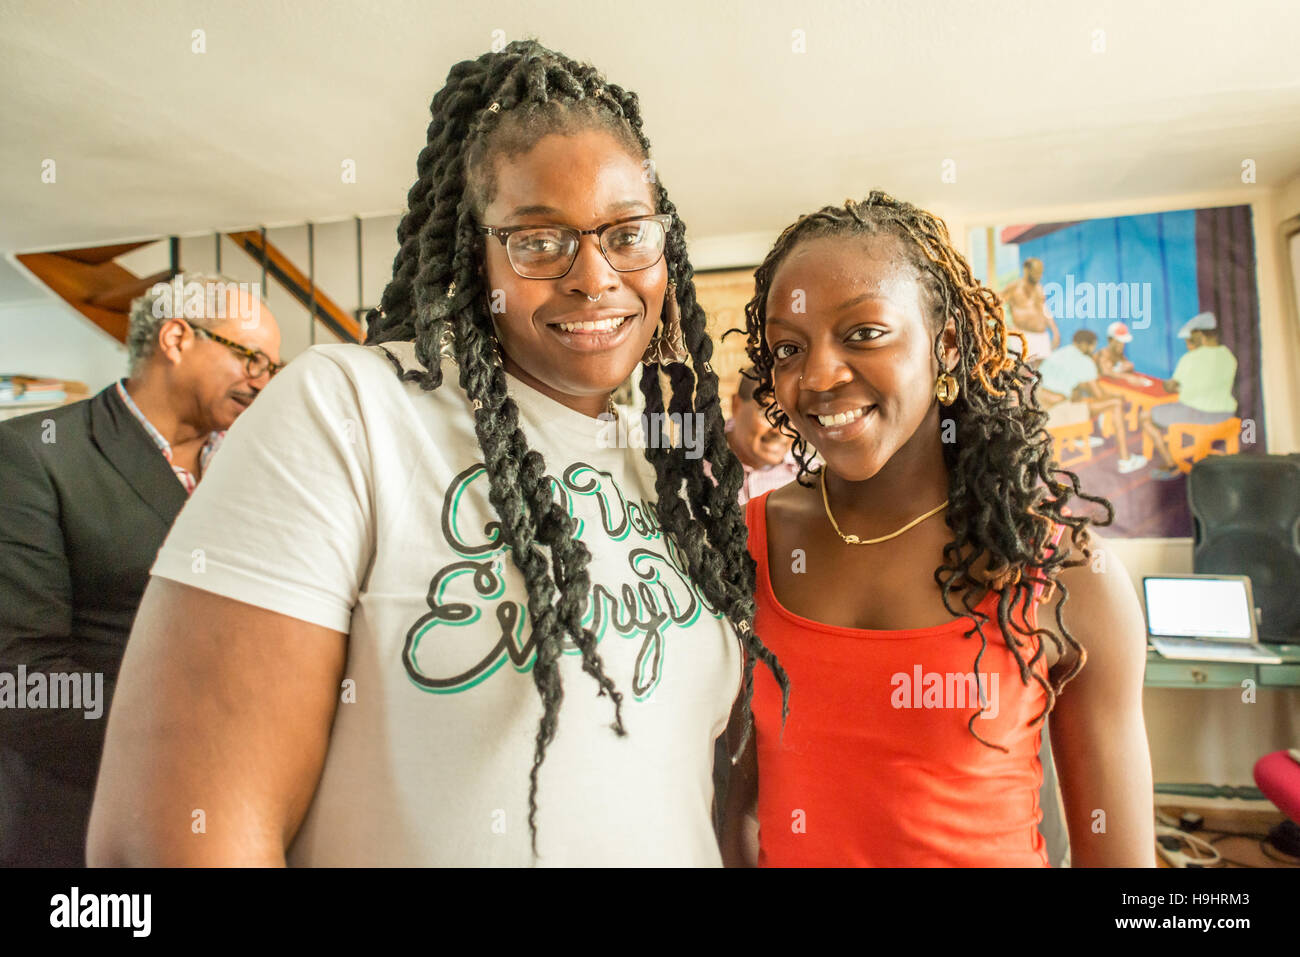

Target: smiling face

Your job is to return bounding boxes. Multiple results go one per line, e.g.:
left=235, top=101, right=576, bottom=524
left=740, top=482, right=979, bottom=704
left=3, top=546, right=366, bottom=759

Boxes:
left=476, top=129, right=666, bottom=414
left=764, top=234, right=957, bottom=483
left=731, top=387, right=794, bottom=468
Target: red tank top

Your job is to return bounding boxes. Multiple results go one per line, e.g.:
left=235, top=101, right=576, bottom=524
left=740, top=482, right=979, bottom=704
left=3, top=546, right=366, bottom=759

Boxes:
left=746, top=491, right=1061, bottom=867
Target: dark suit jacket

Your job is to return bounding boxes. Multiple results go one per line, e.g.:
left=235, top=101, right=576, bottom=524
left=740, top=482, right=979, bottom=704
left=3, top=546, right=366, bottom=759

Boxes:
left=0, top=382, right=187, bottom=866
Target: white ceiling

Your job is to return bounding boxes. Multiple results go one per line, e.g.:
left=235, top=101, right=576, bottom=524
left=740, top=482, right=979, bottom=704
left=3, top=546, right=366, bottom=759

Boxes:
left=3, top=0, right=1299, bottom=289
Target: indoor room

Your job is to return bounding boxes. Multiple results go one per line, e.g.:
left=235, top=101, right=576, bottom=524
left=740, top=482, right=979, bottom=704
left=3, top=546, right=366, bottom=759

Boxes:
left=1, top=0, right=1297, bottom=915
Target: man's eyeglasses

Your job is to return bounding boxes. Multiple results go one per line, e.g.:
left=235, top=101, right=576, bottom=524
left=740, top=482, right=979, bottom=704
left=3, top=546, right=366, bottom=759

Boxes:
left=478, top=213, right=673, bottom=280
left=189, top=324, right=284, bottom=379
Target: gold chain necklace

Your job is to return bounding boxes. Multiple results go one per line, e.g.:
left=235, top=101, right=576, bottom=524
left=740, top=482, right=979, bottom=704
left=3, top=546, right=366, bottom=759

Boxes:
left=820, top=469, right=949, bottom=545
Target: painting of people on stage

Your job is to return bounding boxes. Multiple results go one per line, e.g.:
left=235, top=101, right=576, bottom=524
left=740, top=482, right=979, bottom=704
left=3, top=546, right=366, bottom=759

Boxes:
left=969, top=205, right=1266, bottom=538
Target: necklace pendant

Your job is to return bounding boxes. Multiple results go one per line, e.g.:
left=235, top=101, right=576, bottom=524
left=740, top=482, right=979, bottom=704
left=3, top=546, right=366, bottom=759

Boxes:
left=845, top=534, right=861, bottom=544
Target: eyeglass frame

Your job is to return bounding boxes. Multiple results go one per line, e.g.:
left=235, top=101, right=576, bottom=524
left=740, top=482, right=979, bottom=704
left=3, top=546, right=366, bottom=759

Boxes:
left=477, top=213, right=674, bottom=279
left=186, top=322, right=284, bottom=379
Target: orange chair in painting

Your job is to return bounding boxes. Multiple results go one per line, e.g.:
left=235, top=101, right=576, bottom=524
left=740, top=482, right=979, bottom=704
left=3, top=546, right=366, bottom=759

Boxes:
left=1047, top=419, right=1094, bottom=468
left=1165, top=417, right=1241, bottom=474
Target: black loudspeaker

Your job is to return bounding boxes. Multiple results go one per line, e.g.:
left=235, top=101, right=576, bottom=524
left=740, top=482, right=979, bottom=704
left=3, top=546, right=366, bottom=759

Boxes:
left=1188, top=454, right=1300, bottom=642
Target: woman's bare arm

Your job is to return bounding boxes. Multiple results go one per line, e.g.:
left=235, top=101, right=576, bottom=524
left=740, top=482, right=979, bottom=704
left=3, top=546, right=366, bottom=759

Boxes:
left=1047, top=536, right=1156, bottom=867
left=87, top=578, right=346, bottom=866
left=718, top=696, right=760, bottom=867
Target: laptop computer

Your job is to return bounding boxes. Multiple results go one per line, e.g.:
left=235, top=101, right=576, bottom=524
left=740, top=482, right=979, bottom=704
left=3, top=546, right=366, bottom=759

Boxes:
left=1143, top=574, right=1283, bottom=664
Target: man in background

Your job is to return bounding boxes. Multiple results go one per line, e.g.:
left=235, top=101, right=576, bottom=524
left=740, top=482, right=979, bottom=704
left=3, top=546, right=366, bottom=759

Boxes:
left=1141, top=312, right=1238, bottom=481
left=0, top=273, right=280, bottom=865
left=1038, top=329, right=1147, bottom=474
left=1095, top=321, right=1137, bottom=377
left=1001, top=257, right=1060, bottom=364
left=725, top=370, right=798, bottom=506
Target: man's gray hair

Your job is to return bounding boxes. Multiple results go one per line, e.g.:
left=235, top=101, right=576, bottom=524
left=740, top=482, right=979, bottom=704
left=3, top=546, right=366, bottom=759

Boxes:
left=125, top=272, right=252, bottom=376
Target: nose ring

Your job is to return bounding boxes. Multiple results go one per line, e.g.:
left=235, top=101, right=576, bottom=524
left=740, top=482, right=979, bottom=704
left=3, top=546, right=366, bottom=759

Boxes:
left=586, top=294, right=602, bottom=303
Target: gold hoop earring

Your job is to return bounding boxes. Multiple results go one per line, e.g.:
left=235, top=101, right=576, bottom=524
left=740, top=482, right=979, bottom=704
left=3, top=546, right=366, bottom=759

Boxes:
left=641, top=282, right=689, bottom=366
left=935, top=370, right=958, bottom=406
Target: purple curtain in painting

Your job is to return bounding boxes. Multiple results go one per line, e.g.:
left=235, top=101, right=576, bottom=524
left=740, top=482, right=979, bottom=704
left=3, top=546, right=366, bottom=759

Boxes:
left=1194, top=205, right=1266, bottom=451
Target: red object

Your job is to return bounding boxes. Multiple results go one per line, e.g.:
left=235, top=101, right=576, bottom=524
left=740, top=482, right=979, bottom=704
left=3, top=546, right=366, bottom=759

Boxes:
left=1254, top=751, right=1300, bottom=823
left=999, top=224, right=1038, bottom=245
left=745, top=491, right=1066, bottom=867
left=1099, top=374, right=1170, bottom=398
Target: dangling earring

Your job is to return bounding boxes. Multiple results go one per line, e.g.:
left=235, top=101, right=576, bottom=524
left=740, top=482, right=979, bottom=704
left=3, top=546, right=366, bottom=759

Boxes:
left=436, top=325, right=455, bottom=360
left=935, top=369, right=959, bottom=406
left=641, top=282, right=690, bottom=366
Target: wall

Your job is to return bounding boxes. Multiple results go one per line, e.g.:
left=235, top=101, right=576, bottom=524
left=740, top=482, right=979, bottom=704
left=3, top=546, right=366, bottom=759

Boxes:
left=0, top=279, right=127, bottom=392
left=1275, top=170, right=1300, bottom=356
left=1278, top=171, right=1300, bottom=223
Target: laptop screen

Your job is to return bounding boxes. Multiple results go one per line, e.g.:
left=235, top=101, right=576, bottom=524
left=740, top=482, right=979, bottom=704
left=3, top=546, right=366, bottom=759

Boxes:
left=1144, top=577, right=1254, bottom=640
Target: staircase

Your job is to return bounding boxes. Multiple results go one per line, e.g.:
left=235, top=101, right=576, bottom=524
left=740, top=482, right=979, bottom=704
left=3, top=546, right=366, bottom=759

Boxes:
left=17, top=232, right=362, bottom=346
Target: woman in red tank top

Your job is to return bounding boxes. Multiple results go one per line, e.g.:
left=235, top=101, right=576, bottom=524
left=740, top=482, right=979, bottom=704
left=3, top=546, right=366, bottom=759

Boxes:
left=720, top=193, right=1155, bottom=868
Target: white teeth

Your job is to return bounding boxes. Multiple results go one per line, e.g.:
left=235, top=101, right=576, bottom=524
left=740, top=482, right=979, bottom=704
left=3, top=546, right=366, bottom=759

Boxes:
left=815, top=406, right=869, bottom=427
left=556, top=315, right=630, bottom=333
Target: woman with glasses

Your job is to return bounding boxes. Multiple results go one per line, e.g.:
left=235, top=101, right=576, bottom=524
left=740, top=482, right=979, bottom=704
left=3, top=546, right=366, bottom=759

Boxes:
left=89, top=41, right=786, bottom=866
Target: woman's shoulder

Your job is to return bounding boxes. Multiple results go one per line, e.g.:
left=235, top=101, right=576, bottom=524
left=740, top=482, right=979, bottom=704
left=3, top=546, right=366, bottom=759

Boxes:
left=748, top=480, right=819, bottom=559
left=1044, top=528, right=1142, bottom=623
left=1039, top=526, right=1149, bottom=692
left=286, top=341, right=464, bottom=409
left=303, top=339, right=430, bottom=381
left=270, top=341, right=408, bottom=389
left=762, top=477, right=813, bottom=522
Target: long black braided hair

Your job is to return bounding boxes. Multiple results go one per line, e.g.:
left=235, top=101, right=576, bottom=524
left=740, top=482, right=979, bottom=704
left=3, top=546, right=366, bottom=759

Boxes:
left=742, top=191, right=1114, bottom=749
left=364, top=40, right=788, bottom=853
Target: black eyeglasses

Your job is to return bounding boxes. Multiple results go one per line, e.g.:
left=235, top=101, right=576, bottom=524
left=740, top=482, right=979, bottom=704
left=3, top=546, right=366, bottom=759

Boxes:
left=478, top=213, right=673, bottom=279
left=189, top=324, right=284, bottom=379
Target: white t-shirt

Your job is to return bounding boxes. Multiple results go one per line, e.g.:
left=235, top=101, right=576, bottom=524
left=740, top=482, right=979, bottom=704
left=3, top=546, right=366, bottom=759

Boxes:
left=149, top=340, right=743, bottom=866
